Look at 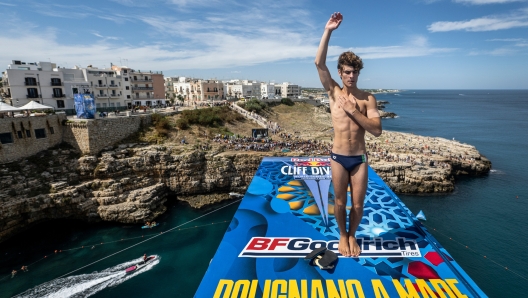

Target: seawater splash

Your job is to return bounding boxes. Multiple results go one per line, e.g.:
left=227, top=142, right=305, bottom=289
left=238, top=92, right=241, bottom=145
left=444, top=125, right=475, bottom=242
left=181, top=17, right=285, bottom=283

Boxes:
left=13, top=256, right=160, bottom=298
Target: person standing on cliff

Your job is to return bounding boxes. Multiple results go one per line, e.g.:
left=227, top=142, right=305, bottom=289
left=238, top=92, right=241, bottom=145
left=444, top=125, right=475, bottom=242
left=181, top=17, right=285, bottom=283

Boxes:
left=315, top=12, right=382, bottom=257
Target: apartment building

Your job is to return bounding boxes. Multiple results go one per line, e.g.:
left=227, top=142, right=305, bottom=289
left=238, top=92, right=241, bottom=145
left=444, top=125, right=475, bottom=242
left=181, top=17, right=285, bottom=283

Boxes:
left=225, top=80, right=260, bottom=99
left=165, top=77, right=178, bottom=102
left=260, top=83, right=281, bottom=102
left=120, top=68, right=165, bottom=108
left=276, top=82, right=302, bottom=99
left=201, top=79, right=225, bottom=101
left=172, top=77, right=201, bottom=104
left=1, top=60, right=66, bottom=109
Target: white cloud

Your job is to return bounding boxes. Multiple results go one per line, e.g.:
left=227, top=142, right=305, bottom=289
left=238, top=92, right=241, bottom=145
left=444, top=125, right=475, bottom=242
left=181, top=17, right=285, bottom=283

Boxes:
left=0, top=2, right=16, bottom=6
left=428, top=9, right=528, bottom=31
left=486, top=38, right=525, bottom=41
left=453, top=0, right=525, bottom=4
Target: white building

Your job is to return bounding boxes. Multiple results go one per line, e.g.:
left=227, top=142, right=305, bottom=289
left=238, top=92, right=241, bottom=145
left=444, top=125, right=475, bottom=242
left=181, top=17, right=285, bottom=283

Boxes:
left=1, top=60, right=67, bottom=109
left=260, top=83, right=280, bottom=102
left=276, top=82, right=302, bottom=99
left=1, top=60, right=166, bottom=111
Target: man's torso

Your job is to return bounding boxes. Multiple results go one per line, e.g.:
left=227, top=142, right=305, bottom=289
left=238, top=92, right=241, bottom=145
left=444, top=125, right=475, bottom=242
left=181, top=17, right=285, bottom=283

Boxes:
left=329, top=87, right=371, bottom=156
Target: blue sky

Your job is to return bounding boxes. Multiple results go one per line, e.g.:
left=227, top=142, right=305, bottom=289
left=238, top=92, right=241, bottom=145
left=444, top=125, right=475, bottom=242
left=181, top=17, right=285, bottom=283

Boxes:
left=0, top=0, right=527, bottom=89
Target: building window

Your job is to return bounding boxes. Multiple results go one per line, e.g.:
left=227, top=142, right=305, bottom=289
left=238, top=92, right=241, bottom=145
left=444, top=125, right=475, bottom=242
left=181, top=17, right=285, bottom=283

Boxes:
left=57, top=100, right=65, bottom=108
left=25, top=77, right=37, bottom=86
left=34, top=129, right=47, bottom=139
left=49, top=127, right=55, bottom=134
left=96, top=103, right=101, bottom=108
left=51, top=78, right=62, bottom=86
left=125, top=78, right=129, bottom=81
left=53, top=88, right=63, bottom=97
left=0, top=133, right=13, bottom=144
left=127, top=95, right=131, bottom=99
left=116, top=102, right=120, bottom=107
left=17, top=131, right=23, bottom=139
left=72, top=88, right=79, bottom=94
left=26, top=130, right=31, bottom=138
left=123, top=69, right=128, bottom=74
left=126, top=86, right=129, bottom=90
left=27, top=88, right=39, bottom=98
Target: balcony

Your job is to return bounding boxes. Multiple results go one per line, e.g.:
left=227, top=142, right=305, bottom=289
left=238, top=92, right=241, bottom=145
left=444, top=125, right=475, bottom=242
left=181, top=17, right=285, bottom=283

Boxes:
left=52, top=94, right=65, bottom=98
left=132, top=87, right=153, bottom=91
left=109, top=94, right=120, bottom=98
left=131, top=78, right=152, bottom=82
left=25, top=82, right=38, bottom=86
left=26, top=94, right=41, bottom=99
left=95, top=84, right=106, bottom=88
left=51, top=82, right=63, bottom=86
left=96, top=94, right=108, bottom=98
left=108, top=84, right=119, bottom=88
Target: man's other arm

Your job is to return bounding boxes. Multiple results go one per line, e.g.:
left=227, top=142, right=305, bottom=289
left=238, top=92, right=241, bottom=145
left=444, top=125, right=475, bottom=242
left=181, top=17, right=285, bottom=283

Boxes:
left=315, top=13, right=342, bottom=92
left=338, top=94, right=383, bottom=137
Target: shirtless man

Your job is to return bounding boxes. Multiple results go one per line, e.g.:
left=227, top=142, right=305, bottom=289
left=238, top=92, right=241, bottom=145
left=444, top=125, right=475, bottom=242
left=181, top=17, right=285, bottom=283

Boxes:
left=315, top=12, right=382, bottom=257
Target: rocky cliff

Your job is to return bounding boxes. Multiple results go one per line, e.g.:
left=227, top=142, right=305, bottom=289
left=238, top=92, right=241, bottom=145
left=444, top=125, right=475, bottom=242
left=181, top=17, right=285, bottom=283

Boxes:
left=0, top=135, right=490, bottom=242
left=0, top=145, right=262, bottom=242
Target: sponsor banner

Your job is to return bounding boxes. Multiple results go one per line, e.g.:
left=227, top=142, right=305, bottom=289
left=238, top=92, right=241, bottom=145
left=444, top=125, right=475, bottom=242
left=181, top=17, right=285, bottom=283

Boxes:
left=239, top=237, right=422, bottom=258
left=74, top=94, right=96, bottom=119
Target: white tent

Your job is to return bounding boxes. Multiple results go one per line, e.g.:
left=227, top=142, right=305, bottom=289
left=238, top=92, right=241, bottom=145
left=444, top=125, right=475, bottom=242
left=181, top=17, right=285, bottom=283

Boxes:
left=0, top=102, right=24, bottom=112
left=18, top=101, right=54, bottom=110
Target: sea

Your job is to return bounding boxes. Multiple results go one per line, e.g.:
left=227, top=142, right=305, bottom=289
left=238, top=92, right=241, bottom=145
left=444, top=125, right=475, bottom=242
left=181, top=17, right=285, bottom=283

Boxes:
left=1, top=89, right=527, bottom=298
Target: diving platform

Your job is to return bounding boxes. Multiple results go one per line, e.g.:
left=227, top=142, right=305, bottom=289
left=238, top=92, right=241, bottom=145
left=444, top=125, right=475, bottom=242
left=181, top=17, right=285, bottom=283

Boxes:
left=196, top=157, right=486, bottom=297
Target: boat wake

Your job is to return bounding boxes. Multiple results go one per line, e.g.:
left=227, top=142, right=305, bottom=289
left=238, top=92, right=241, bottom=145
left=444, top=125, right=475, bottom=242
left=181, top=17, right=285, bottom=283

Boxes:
left=13, top=256, right=160, bottom=298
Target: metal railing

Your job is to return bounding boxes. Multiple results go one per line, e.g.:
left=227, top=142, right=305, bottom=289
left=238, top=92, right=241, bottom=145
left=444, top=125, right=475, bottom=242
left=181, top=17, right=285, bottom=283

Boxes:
left=51, top=82, right=63, bottom=86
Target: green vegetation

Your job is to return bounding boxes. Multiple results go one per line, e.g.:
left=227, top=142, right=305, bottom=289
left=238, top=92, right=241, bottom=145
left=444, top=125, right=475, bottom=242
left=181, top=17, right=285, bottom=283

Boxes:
left=281, top=98, right=294, bottom=106
left=176, top=106, right=244, bottom=130
left=237, top=98, right=269, bottom=114
left=151, top=113, right=172, bottom=138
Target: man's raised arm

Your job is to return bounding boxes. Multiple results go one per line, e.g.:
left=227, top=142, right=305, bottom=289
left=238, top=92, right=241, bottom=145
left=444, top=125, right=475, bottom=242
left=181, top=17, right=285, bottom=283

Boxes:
left=315, top=12, right=343, bottom=92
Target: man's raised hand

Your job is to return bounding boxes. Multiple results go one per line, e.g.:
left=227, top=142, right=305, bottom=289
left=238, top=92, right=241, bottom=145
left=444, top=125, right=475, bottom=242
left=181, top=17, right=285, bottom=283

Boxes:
left=325, top=12, right=343, bottom=31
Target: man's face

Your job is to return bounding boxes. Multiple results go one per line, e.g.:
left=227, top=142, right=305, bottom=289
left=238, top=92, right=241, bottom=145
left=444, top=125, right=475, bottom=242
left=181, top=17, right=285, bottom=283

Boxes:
left=338, top=65, right=360, bottom=88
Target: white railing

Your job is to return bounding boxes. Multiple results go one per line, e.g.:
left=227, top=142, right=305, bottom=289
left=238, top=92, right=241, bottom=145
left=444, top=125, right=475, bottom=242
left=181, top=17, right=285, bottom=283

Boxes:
left=228, top=103, right=279, bottom=131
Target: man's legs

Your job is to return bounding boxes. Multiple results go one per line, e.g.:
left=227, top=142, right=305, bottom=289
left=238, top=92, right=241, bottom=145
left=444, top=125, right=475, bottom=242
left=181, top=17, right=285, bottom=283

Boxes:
left=347, top=162, right=368, bottom=257
left=330, top=159, right=352, bottom=257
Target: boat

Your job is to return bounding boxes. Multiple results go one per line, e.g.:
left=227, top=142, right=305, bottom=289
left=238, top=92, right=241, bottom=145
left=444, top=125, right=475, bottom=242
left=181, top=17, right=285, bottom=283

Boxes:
left=125, top=255, right=157, bottom=274
left=141, top=223, right=159, bottom=229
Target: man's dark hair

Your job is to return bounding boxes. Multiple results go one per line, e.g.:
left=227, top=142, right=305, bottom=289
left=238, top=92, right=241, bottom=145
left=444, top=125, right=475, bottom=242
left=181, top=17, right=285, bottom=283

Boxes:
left=337, top=51, right=363, bottom=72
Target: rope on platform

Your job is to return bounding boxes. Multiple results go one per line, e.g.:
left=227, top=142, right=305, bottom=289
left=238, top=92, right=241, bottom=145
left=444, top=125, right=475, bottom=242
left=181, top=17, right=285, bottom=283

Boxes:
left=424, top=222, right=528, bottom=282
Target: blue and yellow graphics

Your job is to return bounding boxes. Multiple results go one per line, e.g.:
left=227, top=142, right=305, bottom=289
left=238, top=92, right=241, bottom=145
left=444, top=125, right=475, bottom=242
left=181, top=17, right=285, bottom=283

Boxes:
left=196, top=157, right=487, bottom=298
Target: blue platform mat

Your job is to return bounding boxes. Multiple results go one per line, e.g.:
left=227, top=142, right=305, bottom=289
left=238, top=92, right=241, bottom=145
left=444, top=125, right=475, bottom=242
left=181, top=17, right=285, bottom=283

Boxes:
left=196, top=157, right=487, bottom=298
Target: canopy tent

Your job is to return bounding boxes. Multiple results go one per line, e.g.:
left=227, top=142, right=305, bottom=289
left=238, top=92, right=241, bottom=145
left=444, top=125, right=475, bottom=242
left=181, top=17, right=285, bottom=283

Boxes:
left=18, top=101, right=54, bottom=110
left=0, top=102, right=24, bottom=112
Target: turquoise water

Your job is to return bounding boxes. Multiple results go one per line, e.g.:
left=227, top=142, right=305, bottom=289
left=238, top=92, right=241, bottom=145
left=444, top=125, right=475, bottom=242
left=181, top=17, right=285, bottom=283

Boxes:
left=0, top=199, right=241, bottom=297
left=1, top=90, right=527, bottom=297
left=379, top=90, right=528, bottom=298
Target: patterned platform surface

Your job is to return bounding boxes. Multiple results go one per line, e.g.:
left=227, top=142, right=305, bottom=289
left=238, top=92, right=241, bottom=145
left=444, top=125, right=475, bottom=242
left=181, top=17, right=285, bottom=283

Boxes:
left=196, top=157, right=487, bottom=298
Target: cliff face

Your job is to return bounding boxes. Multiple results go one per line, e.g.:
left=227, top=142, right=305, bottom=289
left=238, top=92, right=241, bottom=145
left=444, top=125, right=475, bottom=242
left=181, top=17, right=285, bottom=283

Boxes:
left=0, top=140, right=490, bottom=242
left=0, top=145, right=262, bottom=242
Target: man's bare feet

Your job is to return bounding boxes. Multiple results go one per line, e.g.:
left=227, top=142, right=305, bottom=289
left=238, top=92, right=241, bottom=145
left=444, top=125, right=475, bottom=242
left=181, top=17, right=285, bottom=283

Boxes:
left=348, top=236, right=361, bottom=257
left=338, top=235, right=351, bottom=257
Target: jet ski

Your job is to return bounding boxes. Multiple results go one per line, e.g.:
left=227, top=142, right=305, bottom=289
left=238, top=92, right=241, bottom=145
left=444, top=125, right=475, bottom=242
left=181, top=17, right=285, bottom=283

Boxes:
left=125, top=255, right=157, bottom=273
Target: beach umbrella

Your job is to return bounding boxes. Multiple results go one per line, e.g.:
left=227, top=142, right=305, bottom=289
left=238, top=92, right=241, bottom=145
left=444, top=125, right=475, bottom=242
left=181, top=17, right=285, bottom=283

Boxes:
left=18, top=100, right=54, bottom=110
left=0, top=102, right=24, bottom=112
